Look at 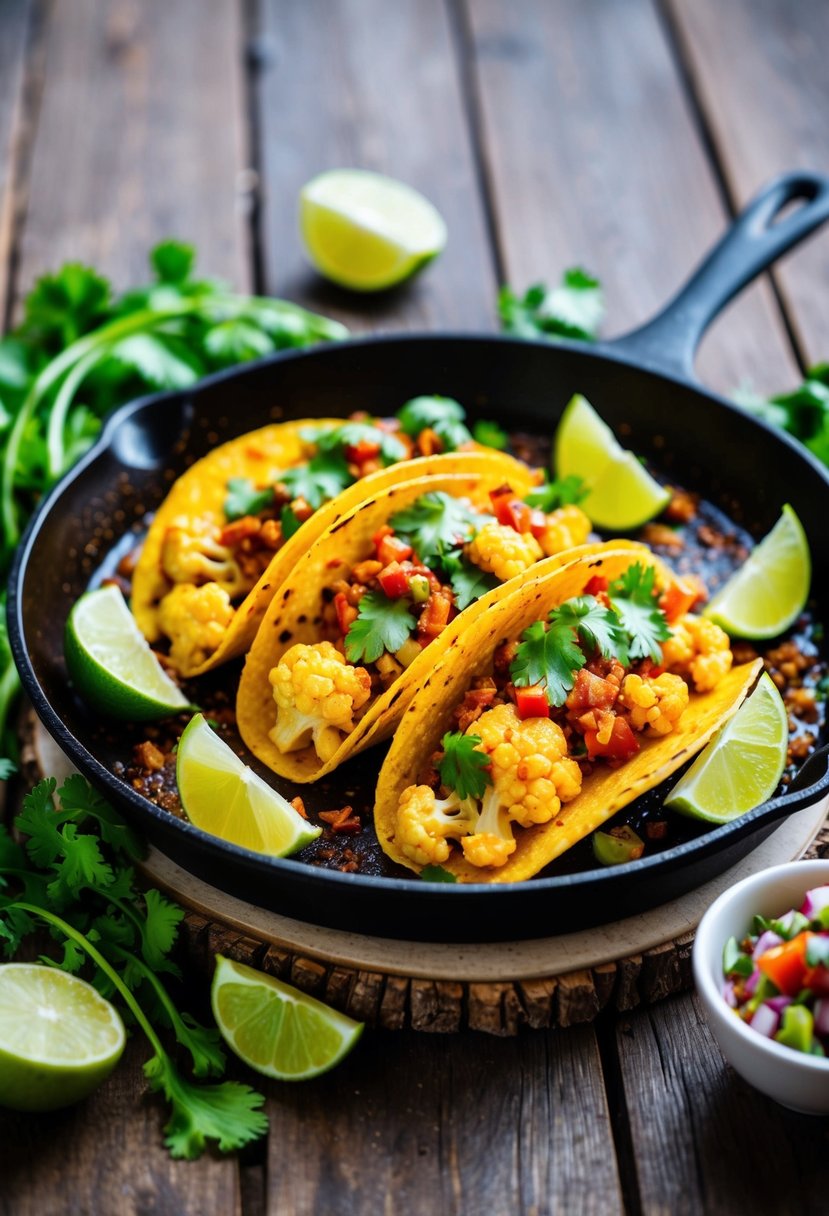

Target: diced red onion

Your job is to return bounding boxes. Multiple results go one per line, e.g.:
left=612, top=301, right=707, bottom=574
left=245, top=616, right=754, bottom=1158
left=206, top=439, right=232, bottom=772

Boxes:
left=744, top=969, right=762, bottom=996
left=722, top=980, right=738, bottom=1008
left=750, top=1003, right=780, bottom=1038
left=815, top=999, right=829, bottom=1038
left=765, top=995, right=792, bottom=1015
left=801, top=886, right=829, bottom=919
left=776, top=909, right=801, bottom=934
left=752, top=930, right=783, bottom=960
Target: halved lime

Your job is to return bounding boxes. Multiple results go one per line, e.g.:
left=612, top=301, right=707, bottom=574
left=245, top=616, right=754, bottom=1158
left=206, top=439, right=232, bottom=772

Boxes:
left=554, top=393, right=670, bottom=530
left=664, top=673, right=788, bottom=824
left=177, top=714, right=321, bottom=855
left=0, top=964, right=125, bottom=1112
left=65, top=584, right=190, bottom=720
left=299, top=169, right=447, bottom=291
left=703, top=505, right=811, bottom=639
left=211, top=955, right=363, bottom=1081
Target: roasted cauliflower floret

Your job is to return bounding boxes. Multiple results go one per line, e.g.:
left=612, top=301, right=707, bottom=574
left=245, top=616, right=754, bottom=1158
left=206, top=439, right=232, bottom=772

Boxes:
left=661, top=613, right=733, bottom=692
left=536, top=505, right=592, bottom=557
left=157, top=583, right=235, bottom=670
left=396, top=785, right=480, bottom=867
left=467, top=523, right=543, bottom=583
left=160, top=516, right=253, bottom=598
left=268, top=642, right=372, bottom=763
left=474, top=703, right=583, bottom=828
left=619, top=672, right=689, bottom=735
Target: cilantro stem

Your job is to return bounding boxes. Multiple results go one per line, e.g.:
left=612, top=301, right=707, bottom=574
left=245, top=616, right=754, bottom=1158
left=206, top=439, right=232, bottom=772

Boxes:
left=46, top=345, right=109, bottom=480
left=0, top=657, right=21, bottom=758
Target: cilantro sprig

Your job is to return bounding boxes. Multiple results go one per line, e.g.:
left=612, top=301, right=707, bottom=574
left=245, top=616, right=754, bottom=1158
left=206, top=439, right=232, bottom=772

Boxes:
left=608, top=563, right=671, bottom=662
left=437, top=732, right=491, bottom=800
left=499, top=268, right=604, bottom=343
left=524, top=474, right=587, bottom=513
left=0, top=777, right=268, bottom=1158
left=390, top=492, right=492, bottom=564
left=223, top=477, right=274, bottom=521
left=312, top=420, right=407, bottom=465
left=344, top=591, right=417, bottom=664
left=396, top=395, right=473, bottom=451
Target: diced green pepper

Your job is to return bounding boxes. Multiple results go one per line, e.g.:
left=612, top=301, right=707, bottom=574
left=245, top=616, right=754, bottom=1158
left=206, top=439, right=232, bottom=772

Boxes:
left=722, top=935, right=754, bottom=978
left=774, top=1004, right=815, bottom=1054
left=592, top=825, right=644, bottom=866
left=409, top=574, right=431, bottom=603
left=772, top=911, right=810, bottom=940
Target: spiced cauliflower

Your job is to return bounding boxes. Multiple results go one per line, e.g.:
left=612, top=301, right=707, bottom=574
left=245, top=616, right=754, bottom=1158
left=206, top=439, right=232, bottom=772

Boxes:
left=157, top=582, right=235, bottom=671
left=536, top=505, right=592, bottom=557
left=268, top=642, right=372, bottom=763
left=466, top=523, right=543, bottom=583
left=160, top=516, right=253, bottom=598
left=619, top=671, right=689, bottom=735
left=661, top=613, right=733, bottom=692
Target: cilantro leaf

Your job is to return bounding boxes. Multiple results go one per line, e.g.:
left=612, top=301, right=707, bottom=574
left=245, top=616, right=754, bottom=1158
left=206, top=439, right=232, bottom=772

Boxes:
left=396, top=396, right=473, bottom=451
left=550, top=596, right=629, bottom=665
left=279, top=452, right=353, bottom=508
left=15, top=779, right=61, bottom=867
left=203, top=319, right=274, bottom=364
left=280, top=505, right=302, bottom=539
left=440, top=550, right=499, bottom=610
left=438, top=732, right=491, bottom=799
left=344, top=591, right=416, bottom=664
left=224, top=477, right=274, bottom=521
left=56, top=775, right=143, bottom=858
left=22, top=264, right=111, bottom=350
left=45, top=825, right=114, bottom=904
left=524, top=474, right=588, bottom=512
left=313, top=421, right=407, bottom=465
left=510, top=618, right=585, bottom=707
left=499, top=269, right=604, bottom=343
left=420, top=864, right=458, bottom=883
left=144, top=1054, right=268, bottom=1159
left=471, top=418, right=509, bottom=450
left=609, top=563, right=672, bottom=662
left=110, top=333, right=202, bottom=390
left=151, top=240, right=196, bottom=284
left=390, top=492, right=492, bottom=563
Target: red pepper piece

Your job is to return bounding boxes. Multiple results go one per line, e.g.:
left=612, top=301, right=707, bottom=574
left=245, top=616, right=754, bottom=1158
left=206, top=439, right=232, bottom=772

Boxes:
left=344, top=439, right=381, bottom=465
left=584, top=575, right=609, bottom=597
left=566, top=668, right=619, bottom=714
left=334, top=592, right=358, bottom=634
left=372, top=524, right=394, bottom=553
left=377, top=533, right=413, bottom=566
left=514, top=685, right=551, bottom=719
left=529, top=509, right=548, bottom=538
left=378, top=561, right=412, bottom=598
left=757, top=931, right=813, bottom=996
left=659, top=578, right=699, bottom=623
left=583, top=716, right=640, bottom=761
left=418, top=592, right=452, bottom=639
left=489, top=487, right=532, bottom=533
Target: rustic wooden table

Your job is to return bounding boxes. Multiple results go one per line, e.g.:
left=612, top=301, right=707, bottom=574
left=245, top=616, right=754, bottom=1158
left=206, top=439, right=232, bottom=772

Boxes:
left=2, top=2, right=829, bottom=1213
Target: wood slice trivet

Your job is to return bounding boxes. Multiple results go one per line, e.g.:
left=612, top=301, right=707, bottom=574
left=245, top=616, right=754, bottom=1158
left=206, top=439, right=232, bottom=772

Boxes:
left=18, top=712, right=829, bottom=1036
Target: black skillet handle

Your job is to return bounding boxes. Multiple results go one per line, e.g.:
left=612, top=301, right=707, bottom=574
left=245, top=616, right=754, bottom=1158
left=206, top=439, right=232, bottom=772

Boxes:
left=608, top=171, right=829, bottom=380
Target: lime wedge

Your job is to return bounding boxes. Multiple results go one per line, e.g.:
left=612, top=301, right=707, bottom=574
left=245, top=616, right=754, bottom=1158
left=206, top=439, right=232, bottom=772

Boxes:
left=554, top=394, right=670, bottom=530
left=703, top=505, right=811, bottom=639
left=176, top=714, right=321, bottom=855
left=664, top=673, right=788, bottom=824
left=0, top=964, right=125, bottom=1112
left=211, top=955, right=363, bottom=1081
left=299, top=169, right=447, bottom=291
left=65, top=584, right=190, bottom=720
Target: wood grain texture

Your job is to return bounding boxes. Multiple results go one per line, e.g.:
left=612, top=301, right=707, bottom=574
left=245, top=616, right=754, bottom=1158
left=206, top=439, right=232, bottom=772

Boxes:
left=0, top=0, right=30, bottom=321
left=264, top=1027, right=623, bottom=1216
left=666, top=0, right=829, bottom=367
left=617, top=992, right=829, bottom=1216
left=0, top=1036, right=241, bottom=1216
left=13, top=0, right=250, bottom=303
left=252, top=0, right=496, bottom=332
left=464, top=0, right=797, bottom=395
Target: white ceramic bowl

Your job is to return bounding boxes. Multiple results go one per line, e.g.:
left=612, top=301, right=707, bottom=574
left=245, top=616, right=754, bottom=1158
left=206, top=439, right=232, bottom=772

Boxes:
left=693, top=859, right=829, bottom=1115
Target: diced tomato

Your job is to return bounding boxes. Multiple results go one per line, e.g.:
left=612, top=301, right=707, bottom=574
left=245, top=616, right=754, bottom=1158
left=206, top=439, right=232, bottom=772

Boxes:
left=334, top=591, right=358, bottom=634
left=417, top=426, right=443, bottom=456
left=377, top=533, right=413, bottom=566
left=583, top=716, right=640, bottom=762
left=514, top=685, right=550, bottom=719
left=659, top=577, right=700, bottom=623
left=344, top=439, right=381, bottom=465
left=757, top=932, right=813, bottom=996
left=378, top=561, right=412, bottom=598
left=803, top=962, right=829, bottom=997
left=372, top=525, right=394, bottom=553
left=584, top=575, right=609, bottom=597
left=566, top=669, right=619, bottom=714
left=489, top=487, right=532, bottom=533
left=418, top=592, right=452, bottom=640
left=528, top=509, right=548, bottom=539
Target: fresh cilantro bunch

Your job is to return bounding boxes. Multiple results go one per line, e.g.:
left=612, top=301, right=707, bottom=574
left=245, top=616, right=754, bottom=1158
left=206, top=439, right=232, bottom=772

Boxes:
left=498, top=269, right=604, bottom=343
left=0, top=775, right=267, bottom=1159
left=735, top=365, right=829, bottom=466
left=510, top=563, right=671, bottom=706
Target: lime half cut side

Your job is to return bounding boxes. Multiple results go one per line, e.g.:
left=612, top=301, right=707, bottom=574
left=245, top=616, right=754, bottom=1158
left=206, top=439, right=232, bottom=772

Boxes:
left=703, top=504, right=811, bottom=640
left=299, top=169, right=447, bottom=291
left=65, top=584, right=190, bottom=720
left=553, top=394, right=669, bottom=530
left=664, top=673, right=788, bottom=824
left=176, top=714, right=321, bottom=856
left=211, top=955, right=363, bottom=1081
left=0, top=964, right=125, bottom=1112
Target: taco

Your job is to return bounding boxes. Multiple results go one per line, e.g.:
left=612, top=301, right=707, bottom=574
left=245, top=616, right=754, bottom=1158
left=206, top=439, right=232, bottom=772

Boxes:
left=131, top=397, right=533, bottom=677
left=373, top=547, right=762, bottom=882
left=236, top=459, right=627, bottom=782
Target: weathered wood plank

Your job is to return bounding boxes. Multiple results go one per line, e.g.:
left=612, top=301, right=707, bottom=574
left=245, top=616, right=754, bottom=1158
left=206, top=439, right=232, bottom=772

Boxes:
left=0, top=1036, right=241, bottom=1216
left=666, top=0, right=829, bottom=368
left=14, top=0, right=250, bottom=302
left=265, top=1028, right=623, bottom=1215
left=0, top=0, right=30, bottom=321
left=465, top=0, right=797, bottom=395
left=253, top=0, right=496, bottom=332
left=617, top=991, right=828, bottom=1215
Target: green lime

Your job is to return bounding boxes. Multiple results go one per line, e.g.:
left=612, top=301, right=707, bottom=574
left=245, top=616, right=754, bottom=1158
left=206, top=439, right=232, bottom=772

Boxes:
left=664, top=673, right=788, bottom=824
left=65, top=584, right=190, bottom=720
left=0, top=964, right=125, bottom=1112
left=703, top=504, right=811, bottom=639
left=299, top=169, right=447, bottom=291
left=211, top=955, right=363, bottom=1081
left=177, top=714, right=321, bottom=855
left=554, top=393, right=669, bottom=530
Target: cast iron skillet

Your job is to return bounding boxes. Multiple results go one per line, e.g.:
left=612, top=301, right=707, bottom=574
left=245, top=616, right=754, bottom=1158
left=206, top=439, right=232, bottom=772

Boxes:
left=10, top=171, right=829, bottom=941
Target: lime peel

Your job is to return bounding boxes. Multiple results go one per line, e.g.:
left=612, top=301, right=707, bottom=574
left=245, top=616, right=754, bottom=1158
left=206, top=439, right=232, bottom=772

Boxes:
left=211, top=955, right=363, bottom=1081
left=664, top=672, right=788, bottom=824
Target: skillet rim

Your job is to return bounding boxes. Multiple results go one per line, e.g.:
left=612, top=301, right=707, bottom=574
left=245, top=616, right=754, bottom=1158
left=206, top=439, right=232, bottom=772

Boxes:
left=9, top=331, right=829, bottom=908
